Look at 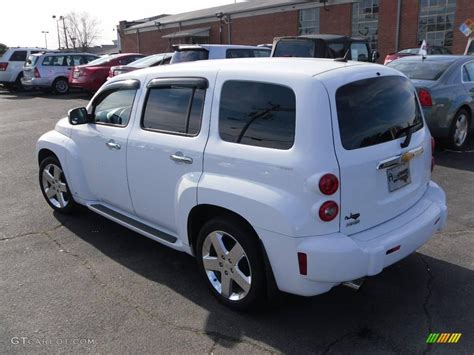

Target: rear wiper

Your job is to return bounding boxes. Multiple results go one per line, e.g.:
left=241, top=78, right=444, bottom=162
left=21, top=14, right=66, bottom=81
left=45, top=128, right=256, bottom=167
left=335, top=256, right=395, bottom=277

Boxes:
left=396, top=122, right=421, bottom=148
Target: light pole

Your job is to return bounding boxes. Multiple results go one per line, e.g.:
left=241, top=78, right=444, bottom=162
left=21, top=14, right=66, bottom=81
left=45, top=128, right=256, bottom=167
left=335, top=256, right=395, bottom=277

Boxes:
left=41, top=31, right=49, bottom=49
left=52, top=15, right=61, bottom=49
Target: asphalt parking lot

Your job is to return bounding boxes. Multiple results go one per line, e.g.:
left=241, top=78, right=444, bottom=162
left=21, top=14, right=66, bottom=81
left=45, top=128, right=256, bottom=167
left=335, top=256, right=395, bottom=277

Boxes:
left=0, top=88, right=473, bottom=354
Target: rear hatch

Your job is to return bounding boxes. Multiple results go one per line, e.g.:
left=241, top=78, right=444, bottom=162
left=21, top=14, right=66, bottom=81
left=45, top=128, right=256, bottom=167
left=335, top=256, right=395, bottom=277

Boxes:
left=170, top=48, right=209, bottom=64
left=325, top=71, right=432, bottom=237
left=23, top=54, right=39, bottom=80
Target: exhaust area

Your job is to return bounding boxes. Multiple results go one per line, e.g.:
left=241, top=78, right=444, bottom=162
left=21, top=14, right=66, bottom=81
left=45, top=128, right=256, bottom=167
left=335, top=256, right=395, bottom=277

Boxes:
left=342, top=278, right=365, bottom=291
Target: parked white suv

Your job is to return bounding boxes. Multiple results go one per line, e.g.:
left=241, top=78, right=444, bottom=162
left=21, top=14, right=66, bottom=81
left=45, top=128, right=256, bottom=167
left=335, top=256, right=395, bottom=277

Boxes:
left=170, top=44, right=270, bottom=64
left=0, top=47, right=46, bottom=90
left=37, top=58, right=447, bottom=309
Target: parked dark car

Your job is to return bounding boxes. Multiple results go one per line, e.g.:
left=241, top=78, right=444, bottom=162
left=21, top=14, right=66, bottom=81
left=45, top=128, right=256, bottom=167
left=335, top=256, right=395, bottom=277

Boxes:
left=108, top=53, right=173, bottom=79
left=388, top=55, right=474, bottom=149
left=69, top=53, right=144, bottom=92
left=384, top=46, right=452, bottom=65
left=271, top=34, right=378, bottom=62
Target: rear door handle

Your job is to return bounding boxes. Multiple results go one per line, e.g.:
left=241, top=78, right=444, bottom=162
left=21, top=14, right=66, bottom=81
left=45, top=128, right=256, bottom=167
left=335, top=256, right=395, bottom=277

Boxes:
left=105, top=140, right=121, bottom=150
left=170, top=152, right=193, bottom=164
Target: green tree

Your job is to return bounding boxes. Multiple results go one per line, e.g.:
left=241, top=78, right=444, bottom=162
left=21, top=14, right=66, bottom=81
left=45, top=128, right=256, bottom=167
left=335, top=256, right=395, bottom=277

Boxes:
left=0, top=43, right=7, bottom=56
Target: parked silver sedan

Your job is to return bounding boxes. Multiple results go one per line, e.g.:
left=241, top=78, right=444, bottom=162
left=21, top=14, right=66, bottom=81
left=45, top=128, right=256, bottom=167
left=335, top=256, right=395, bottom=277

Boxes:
left=388, top=55, right=474, bottom=149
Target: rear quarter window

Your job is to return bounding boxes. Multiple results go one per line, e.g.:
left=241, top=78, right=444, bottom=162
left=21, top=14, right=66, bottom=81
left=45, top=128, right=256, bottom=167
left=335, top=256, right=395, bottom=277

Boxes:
left=219, top=80, right=296, bottom=149
left=336, top=76, right=423, bottom=150
left=9, top=51, right=27, bottom=62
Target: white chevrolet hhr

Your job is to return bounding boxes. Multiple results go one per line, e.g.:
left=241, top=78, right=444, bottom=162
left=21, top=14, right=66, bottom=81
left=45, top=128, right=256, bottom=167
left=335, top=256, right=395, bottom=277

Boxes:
left=37, top=58, right=447, bottom=310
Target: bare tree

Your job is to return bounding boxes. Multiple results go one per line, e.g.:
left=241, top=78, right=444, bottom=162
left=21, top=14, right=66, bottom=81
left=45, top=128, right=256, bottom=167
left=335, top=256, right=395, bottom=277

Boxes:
left=61, top=12, right=101, bottom=51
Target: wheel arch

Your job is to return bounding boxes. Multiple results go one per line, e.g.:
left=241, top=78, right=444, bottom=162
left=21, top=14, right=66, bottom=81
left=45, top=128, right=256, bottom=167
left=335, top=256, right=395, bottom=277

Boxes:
left=38, top=148, right=60, bottom=166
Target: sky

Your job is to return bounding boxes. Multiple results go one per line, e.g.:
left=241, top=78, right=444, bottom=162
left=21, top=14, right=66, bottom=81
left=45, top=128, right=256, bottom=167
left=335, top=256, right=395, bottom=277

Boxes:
left=1, top=0, right=244, bottom=49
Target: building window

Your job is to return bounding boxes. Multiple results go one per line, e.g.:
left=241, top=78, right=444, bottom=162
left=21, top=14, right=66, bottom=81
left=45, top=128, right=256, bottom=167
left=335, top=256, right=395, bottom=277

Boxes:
left=418, top=0, right=456, bottom=49
left=299, top=8, right=320, bottom=35
left=352, top=0, right=379, bottom=51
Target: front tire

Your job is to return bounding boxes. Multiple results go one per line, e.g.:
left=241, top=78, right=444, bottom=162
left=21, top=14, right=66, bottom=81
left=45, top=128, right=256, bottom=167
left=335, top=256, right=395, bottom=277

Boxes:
left=39, top=157, right=77, bottom=214
left=196, top=217, right=266, bottom=310
left=448, top=109, right=471, bottom=150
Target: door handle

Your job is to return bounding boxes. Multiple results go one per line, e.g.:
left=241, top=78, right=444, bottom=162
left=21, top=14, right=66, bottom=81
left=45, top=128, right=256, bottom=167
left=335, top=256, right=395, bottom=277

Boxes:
left=105, top=140, right=121, bottom=150
left=170, top=152, right=193, bottom=164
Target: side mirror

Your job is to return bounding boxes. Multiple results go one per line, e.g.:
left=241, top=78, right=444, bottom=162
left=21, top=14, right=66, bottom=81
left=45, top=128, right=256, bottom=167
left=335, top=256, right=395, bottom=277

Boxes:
left=68, top=107, right=89, bottom=125
left=371, top=50, right=380, bottom=63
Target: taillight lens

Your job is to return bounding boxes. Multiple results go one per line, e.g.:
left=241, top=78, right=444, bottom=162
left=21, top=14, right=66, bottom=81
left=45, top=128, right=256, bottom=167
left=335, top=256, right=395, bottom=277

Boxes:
left=418, top=89, right=432, bottom=107
left=319, top=174, right=339, bottom=195
left=0, top=62, right=8, bottom=71
left=319, top=201, right=339, bottom=222
left=34, top=68, right=40, bottom=78
left=108, top=68, right=114, bottom=77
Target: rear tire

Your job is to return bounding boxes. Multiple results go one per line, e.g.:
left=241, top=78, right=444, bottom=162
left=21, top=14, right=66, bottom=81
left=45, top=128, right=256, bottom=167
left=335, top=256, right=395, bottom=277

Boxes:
left=196, top=217, right=266, bottom=311
left=14, top=73, right=24, bottom=91
left=53, top=77, right=69, bottom=94
left=39, top=156, right=77, bottom=214
left=448, top=109, right=471, bottom=150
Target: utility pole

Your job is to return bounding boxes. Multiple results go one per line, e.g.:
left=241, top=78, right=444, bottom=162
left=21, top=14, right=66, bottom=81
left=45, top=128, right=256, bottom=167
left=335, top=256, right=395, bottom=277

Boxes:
left=61, top=16, right=69, bottom=49
left=52, top=15, right=61, bottom=49
left=41, top=31, right=49, bottom=48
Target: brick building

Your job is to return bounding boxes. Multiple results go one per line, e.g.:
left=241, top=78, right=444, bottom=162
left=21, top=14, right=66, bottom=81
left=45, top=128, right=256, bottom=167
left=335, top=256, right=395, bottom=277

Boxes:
left=118, top=0, right=474, bottom=61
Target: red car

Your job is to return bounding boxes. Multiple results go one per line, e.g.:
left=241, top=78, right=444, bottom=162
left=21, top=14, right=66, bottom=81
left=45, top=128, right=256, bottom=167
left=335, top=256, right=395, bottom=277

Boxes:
left=108, top=53, right=172, bottom=79
left=69, top=53, right=144, bottom=92
left=384, top=46, right=451, bottom=65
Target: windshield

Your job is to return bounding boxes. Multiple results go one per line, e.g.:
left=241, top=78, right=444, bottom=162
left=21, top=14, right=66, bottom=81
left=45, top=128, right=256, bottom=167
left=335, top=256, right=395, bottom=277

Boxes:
left=86, top=55, right=118, bottom=66
left=387, top=60, right=452, bottom=80
left=336, top=76, right=423, bottom=150
left=171, top=49, right=209, bottom=64
left=128, top=54, right=166, bottom=68
left=25, top=55, right=39, bottom=67
left=273, top=39, right=315, bottom=57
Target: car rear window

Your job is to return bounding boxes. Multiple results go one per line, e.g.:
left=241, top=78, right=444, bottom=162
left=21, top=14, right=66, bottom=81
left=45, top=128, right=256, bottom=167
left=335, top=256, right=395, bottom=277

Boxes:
left=226, top=49, right=270, bottom=58
left=387, top=60, right=452, bottom=80
left=336, top=76, right=423, bottom=150
left=273, top=39, right=315, bottom=57
left=171, top=49, right=209, bottom=64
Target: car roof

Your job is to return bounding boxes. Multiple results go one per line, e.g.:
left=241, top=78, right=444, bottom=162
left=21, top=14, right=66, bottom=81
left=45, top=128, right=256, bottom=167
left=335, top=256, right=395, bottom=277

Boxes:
left=175, top=44, right=270, bottom=50
left=117, top=57, right=374, bottom=82
left=277, top=34, right=367, bottom=42
left=392, top=55, right=466, bottom=63
left=32, top=52, right=97, bottom=57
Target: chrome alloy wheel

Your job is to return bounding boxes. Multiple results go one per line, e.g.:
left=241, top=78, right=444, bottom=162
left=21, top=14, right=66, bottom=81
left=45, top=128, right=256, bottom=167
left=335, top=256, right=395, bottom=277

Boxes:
left=41, top=163, right=69, bottom=208
left=453, top=113, right=469, bottom=147
left=201, top=231, right=252, bottom=301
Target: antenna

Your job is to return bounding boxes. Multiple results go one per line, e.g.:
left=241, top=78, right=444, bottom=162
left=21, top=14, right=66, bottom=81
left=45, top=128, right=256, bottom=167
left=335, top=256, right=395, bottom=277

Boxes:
left=334, top=49, right=350, bottom=62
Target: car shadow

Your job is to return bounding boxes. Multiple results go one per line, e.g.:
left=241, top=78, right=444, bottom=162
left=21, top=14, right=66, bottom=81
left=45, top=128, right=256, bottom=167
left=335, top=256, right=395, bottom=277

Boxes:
left=434, top=144, right=474, bottom=172
left=53, top=210, right=474, bottom=353
left=0, top=88, right=91, bottom=101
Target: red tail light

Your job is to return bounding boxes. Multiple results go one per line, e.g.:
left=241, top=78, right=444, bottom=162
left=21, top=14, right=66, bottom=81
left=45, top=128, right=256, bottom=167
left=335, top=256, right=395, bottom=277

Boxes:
left=418, top=89, right=432, bottom=107
left=0, top=62, right=8, bottom=71
left=108, top=68, right=113, bottom=77
left=297, top=252, right=307, bottom=275
left=319, top=174, right=339, bottom=195
left=34, top=68, right=40, bottom=78
left=319, top=201, right=339, bottom=222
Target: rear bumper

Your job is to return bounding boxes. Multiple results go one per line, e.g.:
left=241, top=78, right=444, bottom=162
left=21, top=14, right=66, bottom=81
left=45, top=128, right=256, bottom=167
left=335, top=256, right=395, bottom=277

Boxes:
left=258, top=181, right=447, bottom=297
left=21, top=77, right=52, bottom=88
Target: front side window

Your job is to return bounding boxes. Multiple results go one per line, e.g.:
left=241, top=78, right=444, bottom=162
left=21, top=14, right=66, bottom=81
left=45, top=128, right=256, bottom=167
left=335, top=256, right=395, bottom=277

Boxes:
left=93, top=89, right=137, bottom=126
left=142, top=86, right=205, bottom=135
left=9, top=51, right=27, bottom=62
left=219, top=81, right=296, bottom=150
left=336, top=76, right=423, bottom=150
left=350, top=43, right=369, bottom=61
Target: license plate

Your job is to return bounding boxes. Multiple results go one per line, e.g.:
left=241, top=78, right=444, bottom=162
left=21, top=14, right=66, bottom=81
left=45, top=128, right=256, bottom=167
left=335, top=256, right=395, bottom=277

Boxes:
left=387, top=163, right=411, bottom=192
left=73, top=72, right=79, bottom=78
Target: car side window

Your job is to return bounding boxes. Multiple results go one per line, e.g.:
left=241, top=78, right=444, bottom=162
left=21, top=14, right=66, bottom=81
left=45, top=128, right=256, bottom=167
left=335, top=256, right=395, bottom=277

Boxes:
left=463, top=62, right=474, bottom=82
left=142, top=86, right=205, bottom=136
left=219, top=80, right=296, bottom=150
left=93, top=89, right=137, bottom=126
left=350, top=43, right=369, bottom=61
left=9, top=51, right=27, bottom=62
